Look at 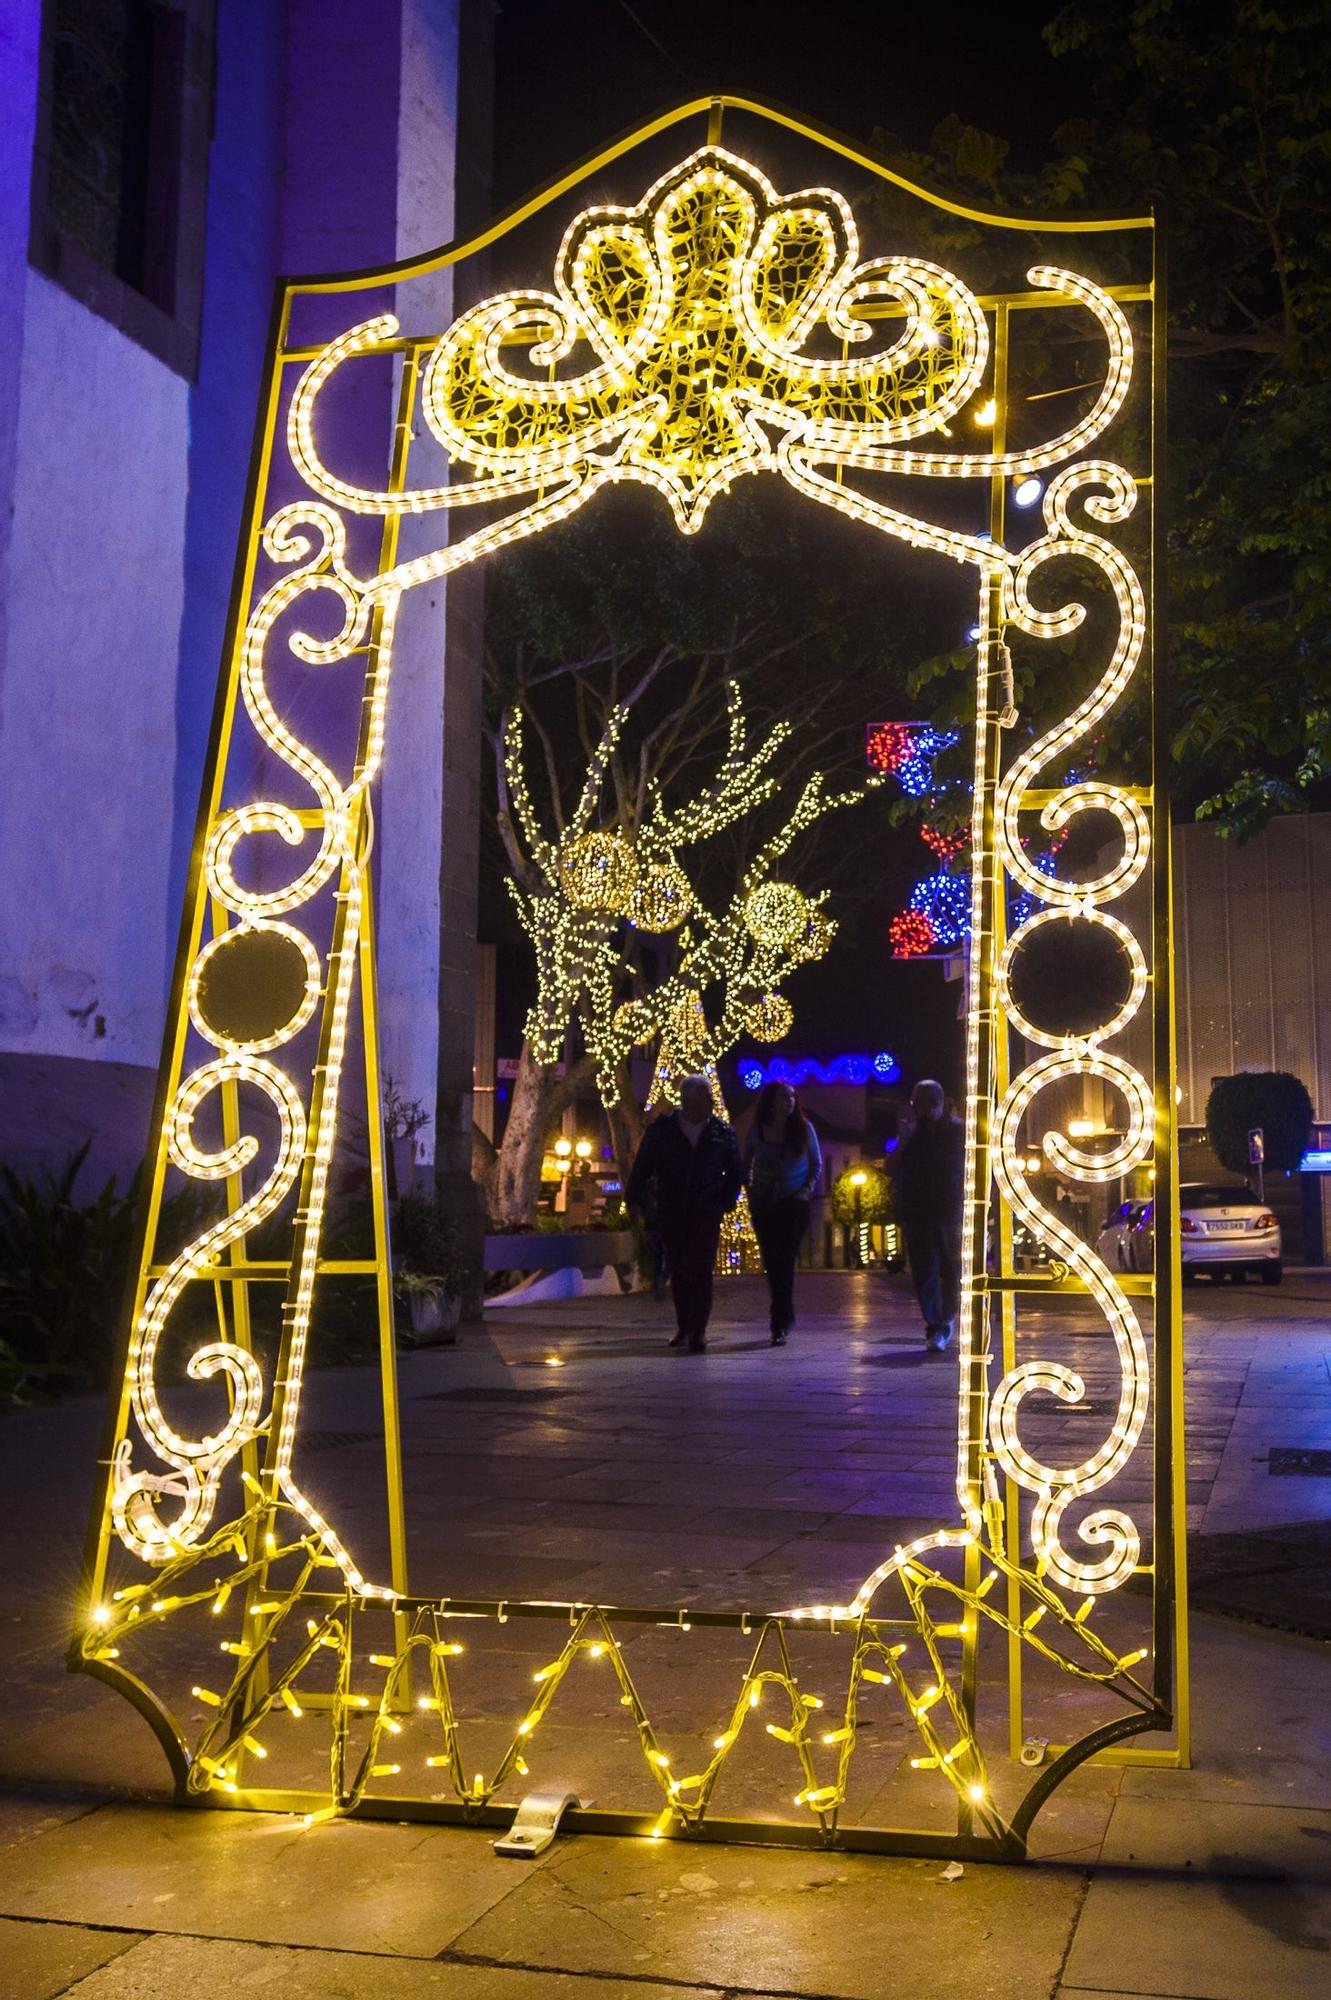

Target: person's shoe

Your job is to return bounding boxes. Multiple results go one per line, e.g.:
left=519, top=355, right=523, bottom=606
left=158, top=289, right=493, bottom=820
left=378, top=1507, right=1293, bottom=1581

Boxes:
left=771, top=1328, right=788, bottom=1346
left=668, top=1330, right=688, bottom=1348
left=688, top=1335, right=707, bottom=1351
left=925, top=1329, right=952, bottom=1352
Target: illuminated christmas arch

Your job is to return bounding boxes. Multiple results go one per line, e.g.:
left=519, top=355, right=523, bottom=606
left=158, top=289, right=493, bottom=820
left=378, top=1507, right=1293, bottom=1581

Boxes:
left=75, top=99, right=1184, bottom=1860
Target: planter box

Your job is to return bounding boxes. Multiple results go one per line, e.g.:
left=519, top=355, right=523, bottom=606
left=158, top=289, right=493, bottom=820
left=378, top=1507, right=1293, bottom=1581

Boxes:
left=483, top=1229, right=636, bottom=1273
left=406, top=1289, right=462, bottom=1345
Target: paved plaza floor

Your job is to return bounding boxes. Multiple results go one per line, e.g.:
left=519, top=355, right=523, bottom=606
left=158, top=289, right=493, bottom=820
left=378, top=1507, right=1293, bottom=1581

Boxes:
left=0, top=1270, right=1328, bottom=1996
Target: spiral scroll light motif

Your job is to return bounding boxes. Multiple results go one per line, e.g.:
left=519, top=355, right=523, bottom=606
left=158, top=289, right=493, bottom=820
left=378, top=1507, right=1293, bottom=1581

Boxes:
left=112, top=505, right=394, bottom=1569
left=985, top=462, right=1154, bottom=1595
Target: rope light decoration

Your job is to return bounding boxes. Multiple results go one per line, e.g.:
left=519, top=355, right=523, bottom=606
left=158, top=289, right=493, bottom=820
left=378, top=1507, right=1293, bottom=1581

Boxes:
left=77, top=112, right=1177, bottom=1860
left=741, top=1050, right=899, bottom=1089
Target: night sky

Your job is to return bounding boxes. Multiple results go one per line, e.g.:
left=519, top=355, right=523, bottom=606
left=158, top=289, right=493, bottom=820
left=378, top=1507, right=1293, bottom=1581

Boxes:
left=492, top=1, right=1079, bottom=208
left=485, top=1, right=1088, bottom=1098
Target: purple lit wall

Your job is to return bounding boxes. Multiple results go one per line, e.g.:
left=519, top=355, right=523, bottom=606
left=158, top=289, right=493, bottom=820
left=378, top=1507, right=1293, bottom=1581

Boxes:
left=0, top=0, right=479, bottom=1187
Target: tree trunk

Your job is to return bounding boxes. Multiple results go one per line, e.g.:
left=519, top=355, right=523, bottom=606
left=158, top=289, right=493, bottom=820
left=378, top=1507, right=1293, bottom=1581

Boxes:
left=489, top=1041, right=560, bottom=1228
left=487, top=1043, right=598, bottom=1228
left=604, top=1064, right=645, bottom=1189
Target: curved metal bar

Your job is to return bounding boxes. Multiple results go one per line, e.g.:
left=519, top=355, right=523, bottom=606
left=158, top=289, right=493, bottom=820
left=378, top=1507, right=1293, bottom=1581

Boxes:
left=1007, top=1703, right=1170, bottom=1854
left=73, top=1654, right=193, bottom=1802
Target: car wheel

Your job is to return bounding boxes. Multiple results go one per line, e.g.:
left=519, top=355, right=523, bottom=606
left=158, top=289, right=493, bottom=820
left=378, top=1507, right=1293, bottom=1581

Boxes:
left=1261, top=1262, right=1283, bottom=1286
left=1182, top=1266, right=1197, bottom=1284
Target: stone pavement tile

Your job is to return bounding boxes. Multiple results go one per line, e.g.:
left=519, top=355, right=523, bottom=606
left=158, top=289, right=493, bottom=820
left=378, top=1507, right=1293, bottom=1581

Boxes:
left=60, top=1933, right=721, bottom=1999
left=1120, top=1615, right=1331, bottom=1810
left=451, top=1835, right=1087, bottom=2000
left=0, top=1803, right=559, bottom=1958
left=0, top=1693, right=176, bottom=1796
left=1062, top=1798, right=1331, bottom=1999
left=0, top=1914, right=142, bottom=1997
left=0, top=1786, right=100, bottom=1852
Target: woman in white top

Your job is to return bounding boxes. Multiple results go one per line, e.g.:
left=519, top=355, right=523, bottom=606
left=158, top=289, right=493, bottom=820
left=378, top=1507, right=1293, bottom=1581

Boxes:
left=743, top=1080, right=823, bottom=1345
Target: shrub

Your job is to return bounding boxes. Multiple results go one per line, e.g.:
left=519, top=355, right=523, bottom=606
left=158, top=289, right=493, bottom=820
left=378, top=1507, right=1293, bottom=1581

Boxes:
left=392, top=1191, right=469, bottom=1294
left=0, top=1145, right=209, bottom=1394
left=1205, top=1072, right=1314, bottom=1176
left=830, top=1164, right=893, bottom=1228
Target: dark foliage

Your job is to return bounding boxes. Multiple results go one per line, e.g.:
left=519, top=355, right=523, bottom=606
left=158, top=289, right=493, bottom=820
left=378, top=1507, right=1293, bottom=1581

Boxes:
left=0, top=1146, right=209, bottom=1396
left=1205, top=1071, right=1313, bottom=1175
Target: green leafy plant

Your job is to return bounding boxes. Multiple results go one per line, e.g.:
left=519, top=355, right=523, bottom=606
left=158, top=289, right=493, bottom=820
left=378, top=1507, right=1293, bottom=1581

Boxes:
left=830, top=1164, right=893, bottom=1228
left=392, top=1191, right=469, bottom=1296
left=0, top=1145, right=211, bottom=1398
left=1205, top=1072, right=1313, bottom=1177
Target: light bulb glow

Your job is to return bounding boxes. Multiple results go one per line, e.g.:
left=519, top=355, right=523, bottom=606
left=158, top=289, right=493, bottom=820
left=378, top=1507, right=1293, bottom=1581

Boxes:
left=81, top=129, right=1166, bottom=1850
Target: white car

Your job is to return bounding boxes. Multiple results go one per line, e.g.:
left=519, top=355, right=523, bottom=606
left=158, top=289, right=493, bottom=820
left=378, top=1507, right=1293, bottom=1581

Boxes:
left=1135, top=1182, right=1282, bottom=1285
left=1095, top=1199, right=1149, bottom=1272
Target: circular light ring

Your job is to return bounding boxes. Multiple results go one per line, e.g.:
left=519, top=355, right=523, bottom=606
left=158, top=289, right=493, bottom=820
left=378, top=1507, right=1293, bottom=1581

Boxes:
left=995, top=906, right=1147, bottom=1049
left=188, top=921, right=323, bottom=1055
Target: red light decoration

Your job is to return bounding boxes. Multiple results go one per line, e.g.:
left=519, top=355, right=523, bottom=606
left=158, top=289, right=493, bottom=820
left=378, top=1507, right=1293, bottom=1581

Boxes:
left=866, top=721, right=915, bottom=777
left=889, top=909, right=937, bottom=958
left=921, top=821, right=970, bottom=862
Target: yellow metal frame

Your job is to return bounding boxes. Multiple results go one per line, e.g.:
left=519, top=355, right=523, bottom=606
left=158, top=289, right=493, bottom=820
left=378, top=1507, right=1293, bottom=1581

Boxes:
left=73, top=97, right=1185, bottom=1855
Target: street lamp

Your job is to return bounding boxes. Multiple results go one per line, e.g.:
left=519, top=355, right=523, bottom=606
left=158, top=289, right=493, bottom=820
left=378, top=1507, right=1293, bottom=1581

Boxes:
left=1067, top=1117, right=1095, bottom=1139
left=850, top=1170, right=869, bottom=1267
left=574, top=1139, right=592, bottom=1160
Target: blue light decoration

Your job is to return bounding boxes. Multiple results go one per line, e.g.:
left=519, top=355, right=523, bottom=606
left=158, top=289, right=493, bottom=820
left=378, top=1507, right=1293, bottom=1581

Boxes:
left=1009, top=846, right=1062, bottom=931
left=871, top=720, right=1062, bottom=955
left=741, top=1051, right=899, bottom=1090
left=865, top=722, right=959, bottom=797
left=907, top=871, right=970, bottom=948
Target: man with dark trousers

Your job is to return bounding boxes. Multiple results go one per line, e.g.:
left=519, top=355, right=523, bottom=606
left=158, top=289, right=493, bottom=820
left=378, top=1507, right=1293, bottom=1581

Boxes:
left=627, top=1075, right=742, bottom=1351
left=895, top=1078, right=965, bottom=1352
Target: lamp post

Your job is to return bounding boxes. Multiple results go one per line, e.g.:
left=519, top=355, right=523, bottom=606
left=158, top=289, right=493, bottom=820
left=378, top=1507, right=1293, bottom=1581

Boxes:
left=850, top=1169, right=868, bottom=1267
left=553, top=1135, right=572, bottom=1214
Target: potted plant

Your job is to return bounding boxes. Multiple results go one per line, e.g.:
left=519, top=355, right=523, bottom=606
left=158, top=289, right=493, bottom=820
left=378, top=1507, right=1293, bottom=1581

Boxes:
left=392, top=1192, right=469, bottom=1344
left=393, top=1268, right=462, bottom=1342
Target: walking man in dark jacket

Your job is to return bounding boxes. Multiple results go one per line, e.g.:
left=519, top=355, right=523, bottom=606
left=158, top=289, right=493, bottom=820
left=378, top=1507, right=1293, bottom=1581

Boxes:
left=626, top=1075, right=742, bottom=1351
left=895, top=1078, right=964, bottom=1352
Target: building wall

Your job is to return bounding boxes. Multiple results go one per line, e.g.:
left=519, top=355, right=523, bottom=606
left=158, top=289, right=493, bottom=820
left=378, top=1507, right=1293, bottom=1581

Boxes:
left=0, top=270, right=187, bottom=1060
left=170, top=0, right=286, bottom=936
left=1175, top=814, right=1330, bottom=1121
left=0, top=0, right=189, bottom=1063
left=0, top=0, right=482, bottom=1187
